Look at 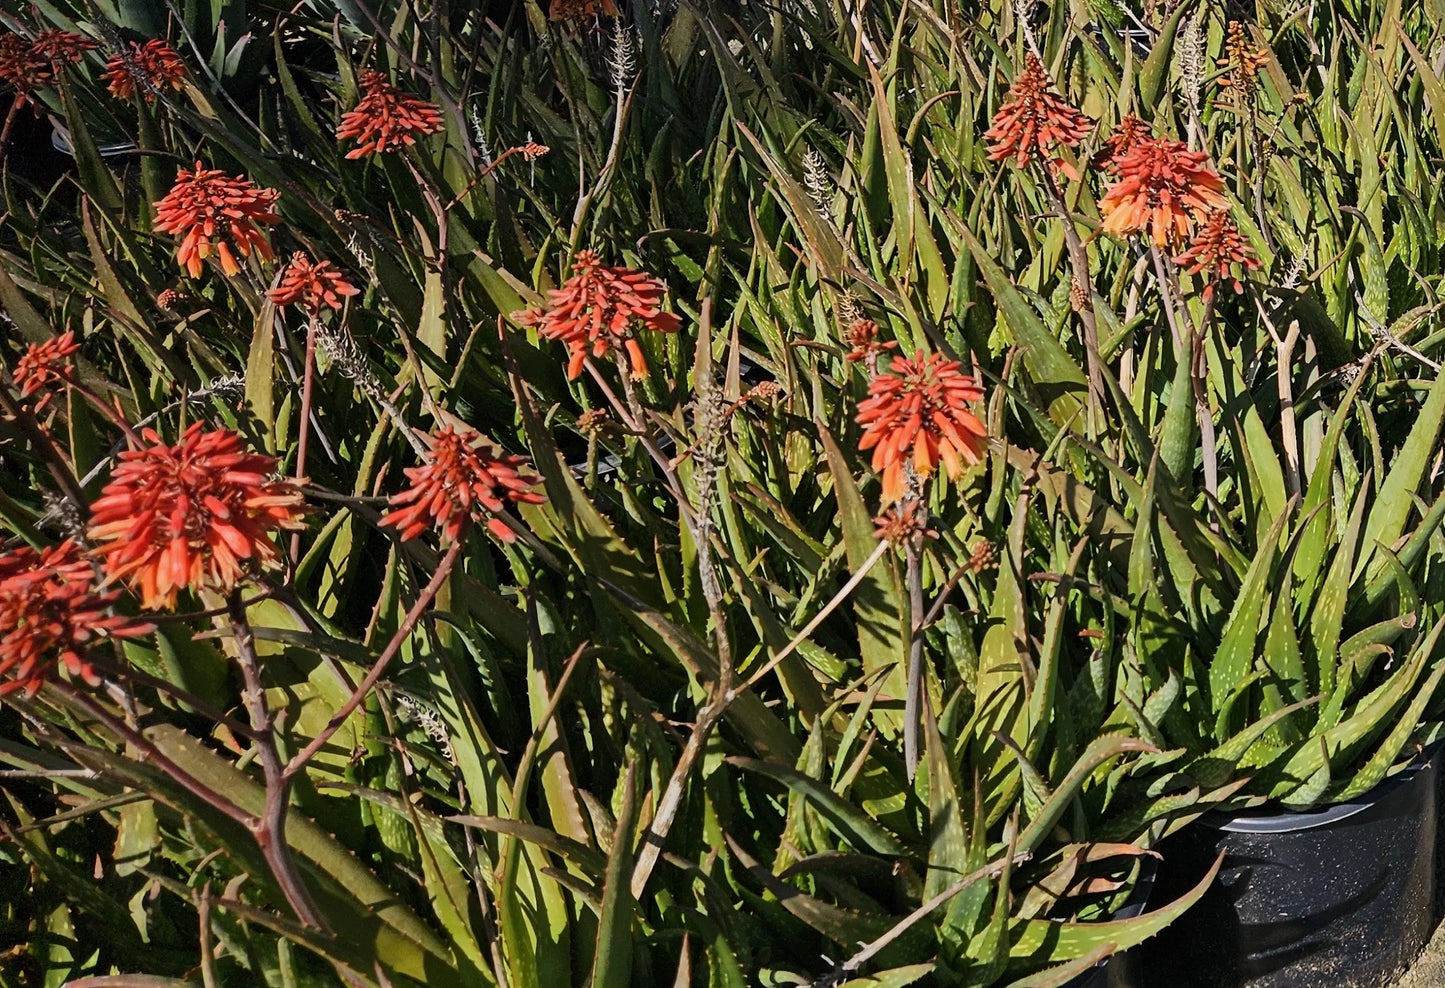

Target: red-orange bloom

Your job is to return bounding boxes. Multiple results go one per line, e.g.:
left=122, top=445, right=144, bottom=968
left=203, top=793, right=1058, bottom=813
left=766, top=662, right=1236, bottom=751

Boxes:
left=0, top=34, right=52, bottom=94
left=1098, top=137, right=1228, bottom=247
left=336, top=71, right=445, bottom=158
left=1173, top=211, right=1261, bottom=300
left=87, top=425, right=306, bottom=610
left=381, top=426, right=545, bottom=543
left=856, top=350, right=987, bottom=504
left=1096, top=115, right=1151, bottom=175
left=0, top=540, right=153, bottom=697
left=13, top=331, right=80, bottom=412
left=30, top=29, right=96, bottom=67
left=101, top=39, right=186, bottom=102
left=985, top=54, right=1093, bottom=173
left=153, top=162, right=281, bottom=278
left=515, top=250, right=681, bottom=380
left=267, top=252, right=360, bottom=314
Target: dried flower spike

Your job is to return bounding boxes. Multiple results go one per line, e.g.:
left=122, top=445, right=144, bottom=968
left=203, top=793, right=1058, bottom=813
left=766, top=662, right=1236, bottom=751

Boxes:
left=13, top=331, right=80, bottom=412
left=336, top=71, right=445, bottom=158
left=381, top=426, right=545, bottom=543
left=514, top=250, right=681, bottom=380
left=101, top=40, right=186, bottom=102
left=856, top=350, right=988, bottom=504
left=1098, top=137, right=1228, bottom=247
left=87, top=424, right=306, bottom=610
left=153, top=163, right=281, bottom=277
left=1173, top=211, right=1261, bottom=299
left=268, top=252, right=360, bottom=314
left=0, top=540, right=153, bottom=697
left=985, top=53, right=1093, bottom=175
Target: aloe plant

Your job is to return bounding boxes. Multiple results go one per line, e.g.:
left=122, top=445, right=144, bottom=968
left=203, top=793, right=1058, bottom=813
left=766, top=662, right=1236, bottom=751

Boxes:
left=4, top=0, right=1445, bottom=986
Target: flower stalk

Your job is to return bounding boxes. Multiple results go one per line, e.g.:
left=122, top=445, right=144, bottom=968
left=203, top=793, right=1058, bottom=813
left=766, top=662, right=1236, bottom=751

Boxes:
left=226, top=592, right=322, bottom=929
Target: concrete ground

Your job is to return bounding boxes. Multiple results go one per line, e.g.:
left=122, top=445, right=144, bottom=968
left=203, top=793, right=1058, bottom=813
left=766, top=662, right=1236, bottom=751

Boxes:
left=1396, top=918, right=1445, bottom=987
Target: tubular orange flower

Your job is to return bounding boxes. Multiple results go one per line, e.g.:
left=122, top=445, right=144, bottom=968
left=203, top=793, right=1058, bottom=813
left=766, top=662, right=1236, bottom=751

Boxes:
left=13, top=331, right=80, bottom=412
left=1096, top=114, right=1150, bottom=175
left=856, top=350, right=987, bottom=504
left=985, top=53, right=1093, bottom=173
left=30, top=29, right=96, bottom=67
left=87, top=424, right=306, bottom=610
left=0, top=540, right=153, bottom=697
left=153, top=162, right=281, bottom=277
left=380, top=426, right=545, bottom=543
left=101, top=39, right=186, bottom=102
left=1173, top=211, right=1261, bottom=300
left=1098, top=137, right=1228, bottom=247
left=336, top=71, right=445, bottom=158
left=267, top=252, right=360, bottom=314
left=514, top=250, right=681, bottom=380
left=0, top=33, right=52, bottom=95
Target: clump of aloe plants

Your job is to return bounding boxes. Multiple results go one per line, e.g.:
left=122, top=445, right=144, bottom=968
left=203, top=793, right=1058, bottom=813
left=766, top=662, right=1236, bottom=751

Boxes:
left=1, top=2, right=1444, bottom=988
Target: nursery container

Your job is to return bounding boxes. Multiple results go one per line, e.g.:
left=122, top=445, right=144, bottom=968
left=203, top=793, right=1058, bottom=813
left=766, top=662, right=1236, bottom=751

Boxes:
left=1062, top=859, right=1157, bottom=988
left=1140, top=746, right=1440, bottom=988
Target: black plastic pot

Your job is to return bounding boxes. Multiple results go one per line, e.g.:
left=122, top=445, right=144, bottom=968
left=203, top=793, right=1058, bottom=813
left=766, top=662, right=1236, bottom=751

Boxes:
left=1140, top=747, right=1440, bottom=988
left=1061, top=858, right=1157, bottom=988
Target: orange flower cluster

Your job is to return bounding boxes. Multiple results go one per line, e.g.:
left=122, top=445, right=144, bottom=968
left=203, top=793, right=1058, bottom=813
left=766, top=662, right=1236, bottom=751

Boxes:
left=381, top=426, right=545, bottom=543
left=30, top=29, right=96, bottom=66
left=268, top=252, right=360, bottom=314
left=336, top=71, right=445, bottom=158
left=0, top=540, right=152, bottom=697
left=1096, top=115, right=1150, bottom=175
left=516, top=250, right=681, bottom=380
left=844, top=318, right=898, bottom=370
left=857, top=350, right=987, bottom=504
left=873, top=498, right=937, bottom=546
left=1174, top=211, right=1260, bottom=299
left=1219, top=21, right=1269, bottom=104
left=1098, top=137, right=1228, bottom=247
left=101, top=39, right=186, bottom=102
left=13, top=331, right=80, bottom=411
left=0, top=33, right=53, bottom=95
left=88, top=425, right=306, bottom=610
left=549, top=0, right=620, bottom=20
left=153, top=163, right=281, bottom=277
left=985, top=53, right=1093, bottom=175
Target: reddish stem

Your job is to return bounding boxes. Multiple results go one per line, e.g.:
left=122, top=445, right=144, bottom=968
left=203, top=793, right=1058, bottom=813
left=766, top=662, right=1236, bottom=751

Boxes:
left=57, top=685, right=251, bottom=828
left=0, top=387, right=88, bottom=511
left=226, top=593, right=323, bottom=929
left=0, top=94, right=24, bottom=157
left=284, top=537, right=464, bottom=779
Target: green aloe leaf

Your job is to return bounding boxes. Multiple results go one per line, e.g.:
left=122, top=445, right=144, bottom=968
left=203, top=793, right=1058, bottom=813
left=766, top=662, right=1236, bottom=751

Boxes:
left=1208, top=506, right=1292, bottom=727
left=1007, top=851, right=1222, bottom=970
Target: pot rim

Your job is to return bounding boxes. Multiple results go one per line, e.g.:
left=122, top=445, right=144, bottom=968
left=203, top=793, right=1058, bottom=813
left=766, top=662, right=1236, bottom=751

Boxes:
left=1202, top=741, right=1440, bottom=835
